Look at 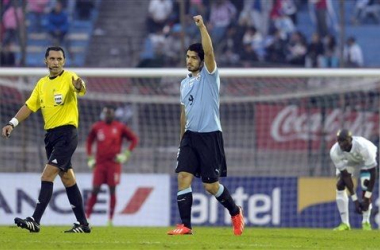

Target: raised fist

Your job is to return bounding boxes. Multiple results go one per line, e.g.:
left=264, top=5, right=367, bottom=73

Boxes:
left=193, top=15, right=204, bottom=27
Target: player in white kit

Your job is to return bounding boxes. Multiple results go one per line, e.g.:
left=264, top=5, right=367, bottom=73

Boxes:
left=330, top=129, right=377, bottom=231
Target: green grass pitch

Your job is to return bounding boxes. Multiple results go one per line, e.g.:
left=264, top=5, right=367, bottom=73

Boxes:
left=1, top=226, right=380, bottom=249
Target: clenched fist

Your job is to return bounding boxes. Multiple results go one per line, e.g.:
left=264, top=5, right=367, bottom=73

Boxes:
left=193, top=15, right=204, bottom=27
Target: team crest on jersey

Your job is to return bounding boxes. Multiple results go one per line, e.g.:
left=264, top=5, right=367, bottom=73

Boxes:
left=97, top=130, right=105, bottom=141
left=54, top=94, right=64, bottom=105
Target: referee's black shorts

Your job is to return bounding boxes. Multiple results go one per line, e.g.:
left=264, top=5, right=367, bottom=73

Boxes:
left=176, top=130, right=227, bottom=183
left=44, top=125, right=78, bottom=172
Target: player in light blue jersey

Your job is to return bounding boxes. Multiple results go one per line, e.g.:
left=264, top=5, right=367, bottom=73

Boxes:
left=330, top=129, right=377, bottom=231
left=167, top=15, right=244, bottom=236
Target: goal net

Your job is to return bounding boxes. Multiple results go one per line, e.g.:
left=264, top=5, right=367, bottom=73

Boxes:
left=0, top=68, right=379, bottom=228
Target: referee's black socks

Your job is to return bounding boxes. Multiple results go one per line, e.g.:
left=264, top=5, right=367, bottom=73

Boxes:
left=66, top=183, right=88, bottom=225
left=32, top=181, right=53, bottom=224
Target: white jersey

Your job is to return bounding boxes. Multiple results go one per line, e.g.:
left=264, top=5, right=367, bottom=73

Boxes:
left=330, top=136, right=377, bottom=173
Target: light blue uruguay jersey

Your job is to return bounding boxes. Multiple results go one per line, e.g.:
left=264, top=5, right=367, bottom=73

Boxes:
left=180, top=65, right=222, bottom=132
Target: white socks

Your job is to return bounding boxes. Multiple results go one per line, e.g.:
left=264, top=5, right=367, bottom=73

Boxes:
left=336, top=190, right=349, bottom=225
left=362, top=203, right=372, bottom=224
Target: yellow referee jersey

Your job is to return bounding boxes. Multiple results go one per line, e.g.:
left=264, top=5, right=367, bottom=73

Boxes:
left=25, top=70, right=86, bottom=130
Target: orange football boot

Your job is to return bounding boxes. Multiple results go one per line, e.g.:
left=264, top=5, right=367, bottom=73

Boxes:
left=231, top=206, right=244, bottom=235
left=167, top=224, right=193, bottom=235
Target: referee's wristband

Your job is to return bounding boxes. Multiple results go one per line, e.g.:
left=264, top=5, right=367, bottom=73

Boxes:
left=351, top=194, right=358, bottom=201
left=8, top=117, right=19, bottom=128
left=364, top=191, right=372, bottom=199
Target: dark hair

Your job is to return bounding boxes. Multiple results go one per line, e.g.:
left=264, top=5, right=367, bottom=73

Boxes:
left=187, top=43, right=204, bottom=61
left=337, top=129, right=352, bottom=141
left=45, top=46, right=65, bottom=58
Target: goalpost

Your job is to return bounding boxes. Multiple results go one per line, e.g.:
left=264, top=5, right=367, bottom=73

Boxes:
left=0, top=68, right=379, bottom=228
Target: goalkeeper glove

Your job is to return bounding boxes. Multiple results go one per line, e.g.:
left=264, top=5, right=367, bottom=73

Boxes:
left=115, top=150, right=131, bottom=164
left=87, top=156, right=96, bottom=169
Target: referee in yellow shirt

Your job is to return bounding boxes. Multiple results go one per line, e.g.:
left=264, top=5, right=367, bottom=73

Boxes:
left=2, top=46, right=90, bottom=233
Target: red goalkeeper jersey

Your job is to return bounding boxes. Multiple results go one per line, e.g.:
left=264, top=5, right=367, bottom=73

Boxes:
left=86, top=120, right=138, bottom=164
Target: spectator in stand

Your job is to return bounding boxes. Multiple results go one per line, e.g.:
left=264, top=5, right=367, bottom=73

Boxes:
left=27, top=0, right=50, bottom=32
left=306, top=33, right=324, bottom=68
left=321, top=34, right=338, bottom=67
left=281, top=0, right=298, bottom=25
left=0, top=41, right=16, bottom=66
left=149, top=28, right=166, bottom=58
left=270, top=0, right=296, bottom=40
left=265, top=28, right=287, bottom=64
left=286, top=31, right=307, bottom=66
left=343, top=36, right=364, bottom=68
left=1, top=0, right=12, bottom=16
left=238, top=0, right=273, bottom=37
left=208, top=0, right=237, bottom=45
left=186, top=0, right=207, bottom=41
left=240, top=43, right=259, bottom=67
left=242, top=26, right=265, bottom=61
left=146, top=0, right=173, bottom=33
left=2, top=3, right=23, bottom=46
left=75, top=0, right=95, bottom=20
left=308, top=0, right=338, bottom=38
left=219, top=25, right=242, bottom=67
left=47, top=1, right=70, bottom=47
left=162, top=24, right=190, bottom=66
left=352, top=0, right=380, bottom=25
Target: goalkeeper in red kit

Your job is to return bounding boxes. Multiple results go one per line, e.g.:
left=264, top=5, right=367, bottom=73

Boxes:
left=85, top=106, right=138, bottom=225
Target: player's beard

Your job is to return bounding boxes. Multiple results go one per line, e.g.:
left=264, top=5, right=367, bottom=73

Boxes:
left=187, top=64, right=201, bottom=74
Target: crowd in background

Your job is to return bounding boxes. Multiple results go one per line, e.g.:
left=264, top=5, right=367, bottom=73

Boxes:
left=1, top=0, right=379, bottom=67
left=0, top=0, right=95, bottom=66
left=140, top=0, right=377, bottom=68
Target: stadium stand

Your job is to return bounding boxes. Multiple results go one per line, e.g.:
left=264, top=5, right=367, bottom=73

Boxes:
left=84, top=0, right=149, bottom=67
left=9, top=0, right=101, bottom=67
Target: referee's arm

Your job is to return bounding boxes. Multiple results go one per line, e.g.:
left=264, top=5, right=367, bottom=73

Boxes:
left=2, top=105, right=32, bottom=138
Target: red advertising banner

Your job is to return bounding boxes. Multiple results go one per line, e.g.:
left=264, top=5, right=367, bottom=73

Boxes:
left=256, top=104, right=378, bottom=150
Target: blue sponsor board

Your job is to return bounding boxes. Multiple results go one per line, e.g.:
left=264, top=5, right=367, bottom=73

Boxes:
left=170, top=176, right=378, bottom=228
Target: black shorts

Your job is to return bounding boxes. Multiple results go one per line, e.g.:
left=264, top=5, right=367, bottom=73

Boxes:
left=176, top=130, right=227, bottom=183
left=44, top=125, right=78, bottom=172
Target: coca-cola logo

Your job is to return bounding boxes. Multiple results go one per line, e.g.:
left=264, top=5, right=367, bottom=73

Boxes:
left=271, top=105, right=376, bottom=142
